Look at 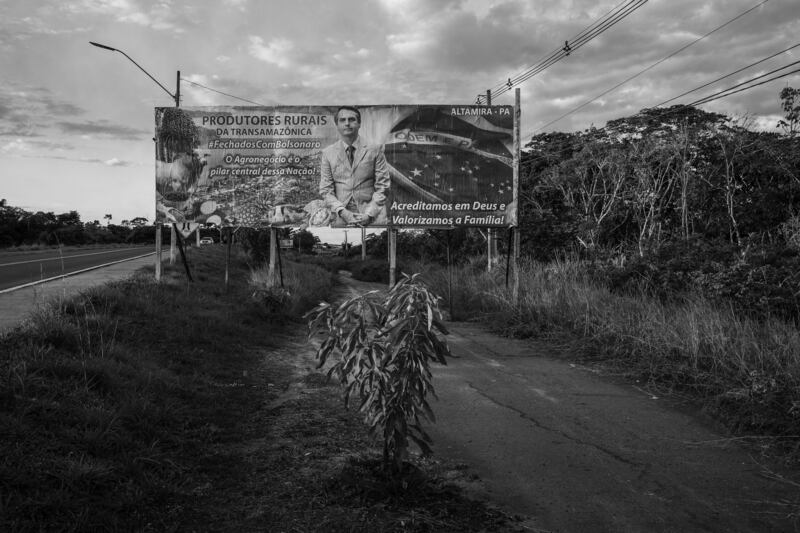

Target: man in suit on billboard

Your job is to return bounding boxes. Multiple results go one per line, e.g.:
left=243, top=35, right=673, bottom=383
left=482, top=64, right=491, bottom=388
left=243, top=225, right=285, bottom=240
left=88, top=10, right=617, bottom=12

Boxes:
left=319, top=106, right=389, bottom=227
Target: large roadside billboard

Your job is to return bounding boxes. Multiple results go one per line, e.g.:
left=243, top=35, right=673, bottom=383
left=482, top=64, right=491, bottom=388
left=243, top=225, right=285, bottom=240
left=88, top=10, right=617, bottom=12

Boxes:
left=155, top=105, right=516, bottom=228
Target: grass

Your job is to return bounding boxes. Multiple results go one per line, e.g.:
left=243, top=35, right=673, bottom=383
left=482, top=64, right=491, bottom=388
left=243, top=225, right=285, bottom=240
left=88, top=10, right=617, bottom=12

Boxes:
left=0, top=245, right=521, bottom=532
left=416, top=255, right=800, bottom=456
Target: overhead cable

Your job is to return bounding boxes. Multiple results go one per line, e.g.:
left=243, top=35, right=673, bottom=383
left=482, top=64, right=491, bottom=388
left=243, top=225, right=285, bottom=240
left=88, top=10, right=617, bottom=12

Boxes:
left=530, top=0, right=771, bottom=134
left=479, top=0, right=648, bottom=103
left=495, top=0, right=648, bottom=95
left=655, top=42, right=800, bottom=108
left=688, top=62, right=800, bottom=106
left=521, top=55, right=799, bottom=164
left=180, top=78, right=267, bottom=106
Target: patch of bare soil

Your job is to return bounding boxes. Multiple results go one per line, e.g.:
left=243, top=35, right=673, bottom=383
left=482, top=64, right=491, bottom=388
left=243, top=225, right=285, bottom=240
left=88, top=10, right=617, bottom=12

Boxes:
left=176, top=330, right=526, bottom=532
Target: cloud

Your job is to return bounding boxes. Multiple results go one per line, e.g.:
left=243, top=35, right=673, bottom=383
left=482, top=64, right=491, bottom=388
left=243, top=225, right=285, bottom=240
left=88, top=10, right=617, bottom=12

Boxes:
left=179, top=73, right=275, bottom=107
left=58, top=0, right=186, bottom=33
left=222, top=0, right=248, bottom=10
left=0, top=15, right=92, bottom=39
left=10, top=151, right=135, bottom=165
left=248, top=36, right=294, bottom=68
left=377, top=0, right=464, bottom=20
left=1, top=139, right=32, bottom=153
left=383, top=1, right=557, bottom=77
left=0, top=84, right=86, bottom=139
left=0, top=85, right=85, bottom=117
left=57, top=120, right=148, bottom=140
left=103, top=157, right=130, bottom=166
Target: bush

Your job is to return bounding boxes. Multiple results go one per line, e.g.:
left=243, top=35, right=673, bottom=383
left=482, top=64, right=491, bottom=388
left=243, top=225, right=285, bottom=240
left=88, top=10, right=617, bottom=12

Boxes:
left=306, top=274, right=450, bottom=475
left=248, top=259, right=335, bottom=317
left=238, top=229, right=272, bottom=265
left=592, top=239, right=800, bottom=322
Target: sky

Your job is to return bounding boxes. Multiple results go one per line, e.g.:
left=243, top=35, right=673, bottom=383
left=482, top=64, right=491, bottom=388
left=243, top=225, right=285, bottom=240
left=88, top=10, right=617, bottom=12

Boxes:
left=1, top=0, right=798, bottom=228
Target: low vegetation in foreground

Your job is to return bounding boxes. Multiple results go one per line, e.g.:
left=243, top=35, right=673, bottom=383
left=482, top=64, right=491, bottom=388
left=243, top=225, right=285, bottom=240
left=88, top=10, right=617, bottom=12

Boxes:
left=413, top=255, right=800, bottom=458
left=0, top=246, right=520, bottom=532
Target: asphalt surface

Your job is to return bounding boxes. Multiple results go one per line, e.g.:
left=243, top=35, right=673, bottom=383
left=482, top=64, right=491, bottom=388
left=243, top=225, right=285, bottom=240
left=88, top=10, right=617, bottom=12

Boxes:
left=0, top=246, right=154, bottom=291
left=0, top=254, right=160, bottom=335
left=430, top=326, right=800, bottom=532
left=338, top=274, right=800, bottom=533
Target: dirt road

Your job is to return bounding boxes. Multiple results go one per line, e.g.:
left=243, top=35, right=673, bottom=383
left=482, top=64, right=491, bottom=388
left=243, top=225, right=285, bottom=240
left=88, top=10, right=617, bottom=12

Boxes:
left=340, top=274, right=800, bottom=532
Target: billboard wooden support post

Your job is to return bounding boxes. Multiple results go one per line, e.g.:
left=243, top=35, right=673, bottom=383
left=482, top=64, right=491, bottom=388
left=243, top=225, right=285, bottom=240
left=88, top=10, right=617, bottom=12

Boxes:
left=485, top=88, right=494, bottom=272
left=170, top=224, right=176, bottom=265
left=277, top=237, right=284, bottom=287
left=388, top=228, right=397, bottom=287
left=512, top=88, right=521, bottom=300
left=155, top=224, right=162, bottom=282
left=268, top=227, right=278, bottom=286
left=447, top=230, right=454, bottom=320
left=224, top=228, right=231, bottom=288
left=172, top=223, right=193, bottom=282
left=361, top=227, right=366, bottom=261
left=196, top=228, right=200, bottom=247
left=487, top=230, right=493, bottom=272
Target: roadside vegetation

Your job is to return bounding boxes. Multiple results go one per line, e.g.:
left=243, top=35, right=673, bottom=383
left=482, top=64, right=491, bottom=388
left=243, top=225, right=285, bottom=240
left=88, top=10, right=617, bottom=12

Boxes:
left=0, top=245, right=519, bottom=531
left=404, top=255, right=800, bottom=457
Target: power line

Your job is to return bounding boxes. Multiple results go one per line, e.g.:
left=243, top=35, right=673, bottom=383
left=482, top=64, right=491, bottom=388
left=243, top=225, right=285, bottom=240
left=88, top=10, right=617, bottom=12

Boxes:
left=688, top=63, right=800, bottom=106
left=519, top=58, right=799, bottom=165
left=500, top=0, right=648, bottom=93
left=487, top=0, right=637, bottom=94
left=655, top=42, right=800, bottom=108
left=530, top=0, right=771, bottom=134
left=477, top=0, right=649, bottom=103
left=180, top=78, right=267, bottom=106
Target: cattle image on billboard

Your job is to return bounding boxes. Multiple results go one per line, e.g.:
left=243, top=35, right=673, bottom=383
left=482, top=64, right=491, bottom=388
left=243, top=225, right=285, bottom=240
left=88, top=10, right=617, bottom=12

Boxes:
left=155, top=105, right=515, bottom=228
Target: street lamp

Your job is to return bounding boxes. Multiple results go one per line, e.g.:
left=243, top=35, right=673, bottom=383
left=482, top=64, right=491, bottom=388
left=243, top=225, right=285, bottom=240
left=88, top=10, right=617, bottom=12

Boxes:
left=89, top=41, right=181, bottom=281
left=89, top=41, right=179, bottom=107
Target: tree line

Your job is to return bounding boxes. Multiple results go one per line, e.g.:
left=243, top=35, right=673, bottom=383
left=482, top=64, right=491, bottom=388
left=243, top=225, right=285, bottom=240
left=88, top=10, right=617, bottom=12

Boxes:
left=520, top=92, right=800, bottom=259
left=0, top=201, right=154, bottom=247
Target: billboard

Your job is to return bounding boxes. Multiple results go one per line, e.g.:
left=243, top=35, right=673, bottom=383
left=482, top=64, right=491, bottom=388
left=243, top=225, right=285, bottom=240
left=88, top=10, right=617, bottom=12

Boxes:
left=155, top=105, right=516, bottom=228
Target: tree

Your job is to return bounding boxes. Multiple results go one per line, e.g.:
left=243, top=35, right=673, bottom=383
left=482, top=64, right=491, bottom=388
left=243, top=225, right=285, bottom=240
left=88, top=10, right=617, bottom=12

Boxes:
left=553, top=141, right=630, bottom=251
left=778, top=87, right=800, bottom=137
left=293, top=229, right=318, bottom=252
left=104, top=214, right=112, bottom=226
left=712, top=119, right=758, bottom=247
left=307, top=274, right=450, bottom=476
left=629, top=139, right=679, bottom=256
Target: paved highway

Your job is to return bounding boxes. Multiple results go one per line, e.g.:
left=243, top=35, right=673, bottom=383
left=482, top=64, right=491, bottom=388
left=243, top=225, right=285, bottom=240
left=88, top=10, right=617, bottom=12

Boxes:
left=0, top=246, right=156, bottom=292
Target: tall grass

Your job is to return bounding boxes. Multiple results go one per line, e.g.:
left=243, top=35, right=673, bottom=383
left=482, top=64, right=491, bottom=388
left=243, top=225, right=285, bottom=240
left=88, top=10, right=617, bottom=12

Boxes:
left=248, top=258, right=336, bottom=316
left=0, top=245, right=336, bottom=531
left=421, top=256, right=800, bottom=440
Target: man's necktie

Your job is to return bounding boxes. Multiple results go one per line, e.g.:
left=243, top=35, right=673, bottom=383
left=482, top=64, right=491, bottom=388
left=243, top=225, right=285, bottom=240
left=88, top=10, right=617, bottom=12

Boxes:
left=346, top=145, right=354, bottom=165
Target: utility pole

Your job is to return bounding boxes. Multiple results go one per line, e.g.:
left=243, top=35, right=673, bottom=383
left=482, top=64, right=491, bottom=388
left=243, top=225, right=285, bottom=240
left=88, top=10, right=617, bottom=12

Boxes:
left=168, top=71, right=181, bottom=274
left=89, top=42, right=181, bottom=282
left=485, top=89, right=498, bottom=272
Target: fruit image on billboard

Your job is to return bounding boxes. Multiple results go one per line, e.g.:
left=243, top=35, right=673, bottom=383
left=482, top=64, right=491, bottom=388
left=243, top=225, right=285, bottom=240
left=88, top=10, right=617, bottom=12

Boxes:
left=154, top=105, right=515, bottom=228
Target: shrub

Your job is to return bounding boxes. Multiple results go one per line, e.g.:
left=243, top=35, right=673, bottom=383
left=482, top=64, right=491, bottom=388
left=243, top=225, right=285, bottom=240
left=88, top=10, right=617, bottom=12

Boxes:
left=249, top=259, right=335, bottom=317
left=306, top=274, right=450, bottom=475
left=592, top=239, right=800, bottom=322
